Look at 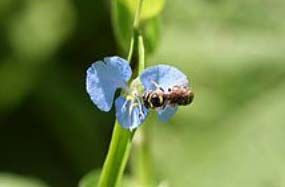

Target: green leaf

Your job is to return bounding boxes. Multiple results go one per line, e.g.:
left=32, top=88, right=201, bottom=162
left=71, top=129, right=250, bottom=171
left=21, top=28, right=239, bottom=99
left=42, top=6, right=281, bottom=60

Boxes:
left=79, top=170, right=100, bottom=187
left=142, top=16, right=161, bottom=55
left=0, top=173, right=49, bottom=187
left=121, top=0, right=165, bottom=21
left=111, top=0, right=133, bottom=53
left=111, top=0, right=162, bottom=55
left=79, top=169, right=136, bottom=187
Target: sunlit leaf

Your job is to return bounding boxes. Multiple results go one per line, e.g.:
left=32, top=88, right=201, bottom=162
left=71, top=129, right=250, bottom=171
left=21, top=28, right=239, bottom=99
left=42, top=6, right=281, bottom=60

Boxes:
left=79, top=170, right=100, bottom=187
left=0, top=174, right=49, bottom=187
left=79, top=169, right=135, bottom=187
left=111, top=0, right=161, bottom=54
left=120, top=0, right=165, bottom=20
left=143, top=16, right=161, bottom=54
left=111, top=0, right=133, bottom=53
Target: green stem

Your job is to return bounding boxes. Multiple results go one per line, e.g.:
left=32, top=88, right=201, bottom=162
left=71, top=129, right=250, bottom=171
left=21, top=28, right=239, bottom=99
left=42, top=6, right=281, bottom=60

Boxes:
left=127, top=37, right=134, bottom=62
left=138, top=35, right=145, bottom=72
left=132, top=121, right=154, bottom=187
left=133, top=0, right=144, bottom=29
left=98, top=121, right=135, bottom=187
left=131, top=23, right=154, bottom=187
left=97, top=1, right=145, bottom=186
left=132, top=13, right=155, bottom=187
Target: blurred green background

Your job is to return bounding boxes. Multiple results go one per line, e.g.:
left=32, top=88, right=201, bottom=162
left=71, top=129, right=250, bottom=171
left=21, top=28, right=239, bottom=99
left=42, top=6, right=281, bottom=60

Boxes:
left=0, top=0, right=285, bottom=187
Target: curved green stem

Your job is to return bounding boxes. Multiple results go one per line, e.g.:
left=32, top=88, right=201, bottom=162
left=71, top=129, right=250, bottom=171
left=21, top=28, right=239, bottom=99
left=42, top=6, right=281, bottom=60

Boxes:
left=133, top=0, right=144, bottom=29
left=132, top=121, right=155, bottom=187
left=138, top=35, right=145, bottom=72
left=97, top=1, right=145, bottom=187
left=97, top=121, right=135, bottom=187
left=127, top=37, right=134, bottom=62
left=132, top=16, right=156, bottom=187
left=131, top=26, right=155, bottom=187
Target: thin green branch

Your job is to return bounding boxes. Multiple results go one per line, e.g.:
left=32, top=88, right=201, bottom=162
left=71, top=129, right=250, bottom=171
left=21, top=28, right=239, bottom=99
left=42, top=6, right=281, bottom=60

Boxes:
left=138, top=35, right=145, bottom=73
left=97, top=0, right=145, bottom=187
left=133, top=0, right=144, bottom=29
left=97, top=121, right=135, bottom=187
left=127, top=37, right=134, bottom=62
left=132, top=122, right=155, bottom=187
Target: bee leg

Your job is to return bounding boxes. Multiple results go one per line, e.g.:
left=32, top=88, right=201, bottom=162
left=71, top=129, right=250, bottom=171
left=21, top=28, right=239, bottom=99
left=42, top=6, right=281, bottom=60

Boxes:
left=170, top=103, right=177, bottom=108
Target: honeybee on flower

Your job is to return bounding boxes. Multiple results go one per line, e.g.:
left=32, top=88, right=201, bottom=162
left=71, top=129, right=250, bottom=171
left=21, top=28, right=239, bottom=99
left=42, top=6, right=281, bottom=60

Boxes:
left=86, top=56, right=194, bottom=130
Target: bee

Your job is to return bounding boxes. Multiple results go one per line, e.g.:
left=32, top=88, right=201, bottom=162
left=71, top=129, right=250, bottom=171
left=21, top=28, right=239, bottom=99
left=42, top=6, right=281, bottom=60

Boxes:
left=142, top=85, right=194, bottom=109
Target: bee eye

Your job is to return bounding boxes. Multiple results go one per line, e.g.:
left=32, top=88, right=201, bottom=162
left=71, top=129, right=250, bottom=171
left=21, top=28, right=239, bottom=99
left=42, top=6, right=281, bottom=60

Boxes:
left=150, top=94, right=163, bottom=107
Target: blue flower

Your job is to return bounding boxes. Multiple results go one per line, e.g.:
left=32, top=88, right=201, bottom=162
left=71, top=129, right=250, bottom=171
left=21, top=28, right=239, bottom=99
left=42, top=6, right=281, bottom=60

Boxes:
left=86, top=56, right=131, bottom=112
left=86, top=56, right=191, bottom=130
left=115, top=96, right=148, bottom=130
left=86, top=56, right=148, bottom=130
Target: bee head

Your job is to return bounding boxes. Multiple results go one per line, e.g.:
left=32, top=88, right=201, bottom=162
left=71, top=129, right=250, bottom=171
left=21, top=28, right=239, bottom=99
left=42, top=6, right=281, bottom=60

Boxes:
left=142, top=91, right=164, bottom=109
left=149, top=93, right=164, bottom=108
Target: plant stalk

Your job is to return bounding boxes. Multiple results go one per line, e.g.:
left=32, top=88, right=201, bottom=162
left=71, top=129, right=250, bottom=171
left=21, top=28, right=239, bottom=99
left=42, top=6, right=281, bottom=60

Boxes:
left=97, top=0, right=145, bottom=186
left=97, top=121, right=135, bottom=187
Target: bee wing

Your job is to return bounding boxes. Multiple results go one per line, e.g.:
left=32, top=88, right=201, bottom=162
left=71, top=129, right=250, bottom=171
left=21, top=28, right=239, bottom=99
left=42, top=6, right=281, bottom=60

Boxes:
left=86, top=56, right=132, bottom=112
left=115, top=96, right=148, bottom=130
left=158, top=105, right=178, bottom=122
left=140, top=64, right=189, bottom=91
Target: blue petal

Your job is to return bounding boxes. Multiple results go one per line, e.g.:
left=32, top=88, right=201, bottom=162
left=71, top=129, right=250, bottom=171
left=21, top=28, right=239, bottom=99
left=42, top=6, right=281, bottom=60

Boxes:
left=140, top=65, right=189, bottom=91
left=115, top=96, right=148, bottom=130
left=86, top=56, right=132, bottom=112
left=158, top=105, right=178, bottom=122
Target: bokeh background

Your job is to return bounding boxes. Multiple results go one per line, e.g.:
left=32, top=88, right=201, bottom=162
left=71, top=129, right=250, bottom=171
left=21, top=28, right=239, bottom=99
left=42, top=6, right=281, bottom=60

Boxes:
left=0, top=0, right=285, bottom=187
